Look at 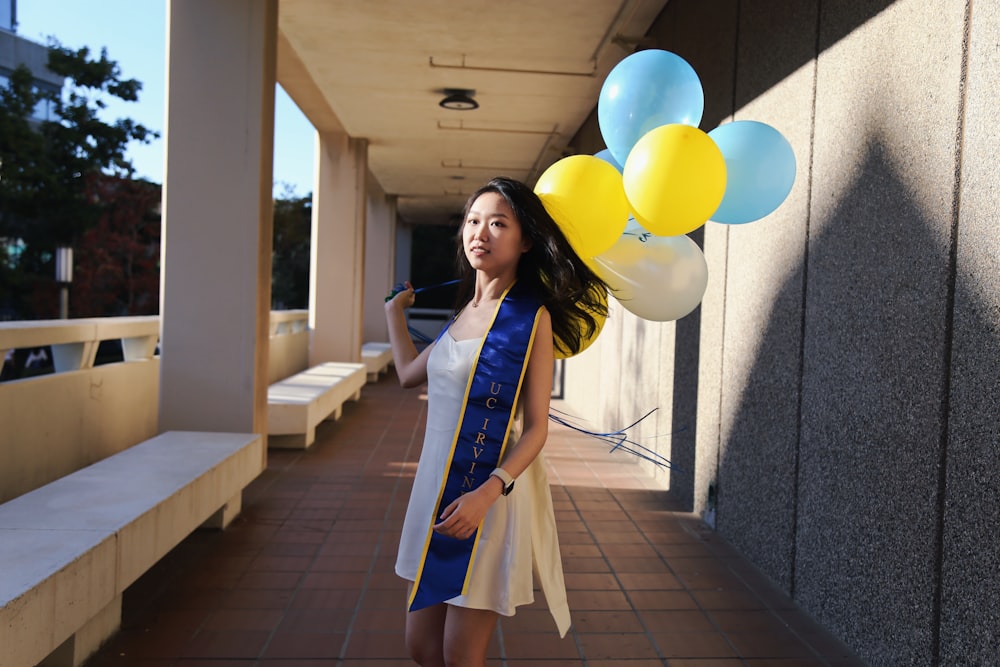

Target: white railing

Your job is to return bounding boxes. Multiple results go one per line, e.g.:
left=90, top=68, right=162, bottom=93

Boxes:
left=0, top=311, right=312, bottom=379
left=0, top=316, right=160, bottom=374
left=270, top=309, right=309, bottom=336
left=268, top=309, right=309, bottom=383
left=0, top=312, right=311, bottom=504
left=0, top=317, right=162, bottom=503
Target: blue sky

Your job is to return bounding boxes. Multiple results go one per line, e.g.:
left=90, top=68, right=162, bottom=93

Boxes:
left=15, top=0, right=316, bottom=198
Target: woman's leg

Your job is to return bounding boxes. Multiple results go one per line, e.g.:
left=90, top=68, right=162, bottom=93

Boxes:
left=442, top=605, right=499, bottom=667
left=405, top=601, right=447, bottom=666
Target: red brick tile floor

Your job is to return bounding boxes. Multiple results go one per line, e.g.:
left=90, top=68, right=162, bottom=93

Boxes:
left=85, top=372, right=866, bottom=667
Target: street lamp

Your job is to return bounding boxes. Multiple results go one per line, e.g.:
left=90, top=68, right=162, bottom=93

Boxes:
left=55, top=246, right=73, bottom=319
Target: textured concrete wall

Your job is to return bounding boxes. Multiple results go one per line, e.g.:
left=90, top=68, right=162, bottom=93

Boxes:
left=795, top=2, right=967, bottom=663
left=570, top=0, right=997, bottom=664
left=714, top=0, right=818, bottom=596
left=741, top=0, right=981, bottom=663
left=940, top=2, right=1000, bottom=664
left=651, top=0, right=742, bottom=513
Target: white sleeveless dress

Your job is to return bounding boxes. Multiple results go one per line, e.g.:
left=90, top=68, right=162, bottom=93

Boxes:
left=395, top=331, right=570, bottom=637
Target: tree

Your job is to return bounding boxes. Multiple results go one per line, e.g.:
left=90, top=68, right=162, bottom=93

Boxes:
left=71, top=175, right=161, bottom=317
left=271, top=189, right=312, bottom=310
left=0, top=40, right=158, bottom=319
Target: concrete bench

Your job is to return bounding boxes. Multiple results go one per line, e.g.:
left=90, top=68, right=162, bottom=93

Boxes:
left=0, top=430, right=264, bottom=667
left=361, top=341, right=393, bottom=382
left=267, top=361, right=367, bottom=448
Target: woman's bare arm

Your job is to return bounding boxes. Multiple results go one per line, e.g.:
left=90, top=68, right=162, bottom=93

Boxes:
left=384, top=282, right=433, bottom=388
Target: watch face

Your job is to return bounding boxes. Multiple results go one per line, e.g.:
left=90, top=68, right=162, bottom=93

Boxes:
left=502, top=481, right=515, bottom=496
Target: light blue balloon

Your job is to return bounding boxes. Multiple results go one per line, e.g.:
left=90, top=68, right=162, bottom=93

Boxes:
left=593, top=148, right=623, bottom=173
left=708, top=121, right=796, bottom=224
left=598, top=50, right=704, bottom=166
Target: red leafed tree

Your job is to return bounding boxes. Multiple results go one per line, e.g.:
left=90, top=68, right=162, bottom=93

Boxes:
left=68, top=174, right=161, bottom=316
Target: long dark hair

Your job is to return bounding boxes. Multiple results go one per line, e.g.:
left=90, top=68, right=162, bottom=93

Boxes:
left=454, top=176, right=610, bottom=357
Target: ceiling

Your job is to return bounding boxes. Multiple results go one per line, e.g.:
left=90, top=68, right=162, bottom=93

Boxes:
left=276, top=0, right=669, bottom=226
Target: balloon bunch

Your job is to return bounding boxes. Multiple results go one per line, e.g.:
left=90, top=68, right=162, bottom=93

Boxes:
left=535, top=49, right=796, bottom=323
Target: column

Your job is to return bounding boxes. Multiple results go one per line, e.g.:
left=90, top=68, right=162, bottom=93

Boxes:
left=309, top=133, right=368, bottom=364
left=159, top=0, right=277, bottom=440
left=362, top=183, right=397, bottom=343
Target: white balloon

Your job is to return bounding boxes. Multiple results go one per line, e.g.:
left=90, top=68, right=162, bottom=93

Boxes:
left=593, top=221, right=708, bottom=322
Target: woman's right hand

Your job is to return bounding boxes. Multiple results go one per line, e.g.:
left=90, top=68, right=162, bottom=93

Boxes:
left=385, top=281, right=416, bottom=312
left=383, top=280, right=431, bottom=388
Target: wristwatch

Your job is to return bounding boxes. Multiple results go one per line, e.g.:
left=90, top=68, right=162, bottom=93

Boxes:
left=490, top=467, right=515, bottom=496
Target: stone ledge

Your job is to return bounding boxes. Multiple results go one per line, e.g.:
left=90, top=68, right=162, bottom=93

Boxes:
left=268, top=362, right=367, bottom=448
left=0, top=431, right=264, bottom=667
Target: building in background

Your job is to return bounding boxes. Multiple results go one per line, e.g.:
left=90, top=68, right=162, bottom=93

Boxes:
left=0, top=0, right=62, bottom=122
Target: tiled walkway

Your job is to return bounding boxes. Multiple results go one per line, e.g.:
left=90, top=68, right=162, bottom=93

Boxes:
left=87, top=372, right=864, bottom=666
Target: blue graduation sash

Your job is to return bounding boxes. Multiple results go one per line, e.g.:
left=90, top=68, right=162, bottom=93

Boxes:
left=408, top=281, right=543, bottom=612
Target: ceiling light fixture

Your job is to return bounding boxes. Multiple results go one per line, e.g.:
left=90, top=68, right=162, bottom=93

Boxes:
left=439, top=88, right=479, bottom=110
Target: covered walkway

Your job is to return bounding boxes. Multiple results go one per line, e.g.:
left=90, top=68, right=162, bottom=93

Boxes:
left=86, top=372, right=863, bottom=666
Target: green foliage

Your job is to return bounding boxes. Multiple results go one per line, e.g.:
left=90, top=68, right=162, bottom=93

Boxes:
left=0, top=40, right=159, bottom=319
left=272, top=193, right=312, bottom=310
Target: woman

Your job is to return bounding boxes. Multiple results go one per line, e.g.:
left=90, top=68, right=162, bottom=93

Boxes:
left=384, top=177, right=608, bottom=667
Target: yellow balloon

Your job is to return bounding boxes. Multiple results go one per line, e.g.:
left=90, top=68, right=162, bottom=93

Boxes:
left=623, top=124, right=726, bottom=236
left=534, top=155, right=630, bottom=258
left=553, top=284, right=608, bottom=359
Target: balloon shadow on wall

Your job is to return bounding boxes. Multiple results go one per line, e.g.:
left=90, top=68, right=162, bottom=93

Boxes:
left=711, top=139, right=998, bottom=666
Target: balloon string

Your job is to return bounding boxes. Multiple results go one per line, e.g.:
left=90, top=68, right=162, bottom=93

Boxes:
left=408, top=326, right=433, bottom=344
left=418, top=279, right=459, bottom=293
left=387, top=279, right=460, bottom=301
left=390, top=280, right=461, bottom=343
left=622, top=229, right=653, bottom=242
left=547, top=406, right=682, bottom=470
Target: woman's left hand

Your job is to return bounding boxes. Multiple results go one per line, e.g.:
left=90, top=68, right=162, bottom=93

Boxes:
left=432, top=477, right=503, bottom=540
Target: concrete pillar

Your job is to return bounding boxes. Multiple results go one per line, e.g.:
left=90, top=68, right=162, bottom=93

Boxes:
left=309, top=133, right=367, bottom=364
left=159, top=0, right=277, bottom=440
left=394, top=221, right=412, bottom=290
left=363, top=178, right=396, bottom=343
